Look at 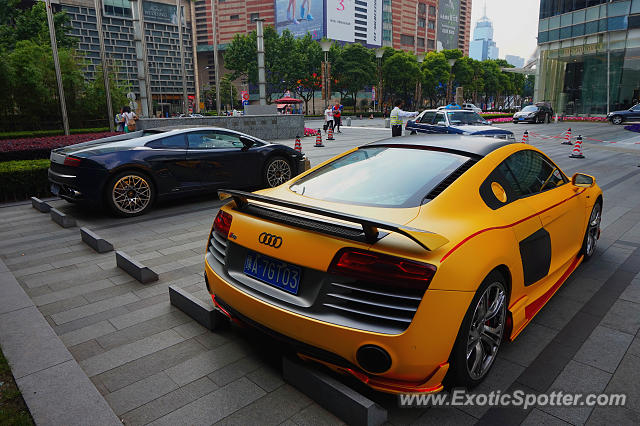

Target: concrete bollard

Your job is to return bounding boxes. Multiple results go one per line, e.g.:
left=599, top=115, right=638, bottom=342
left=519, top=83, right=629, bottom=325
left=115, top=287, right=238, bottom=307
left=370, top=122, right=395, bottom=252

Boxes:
left=384, top=118, right=390, bottom=128
left=346, top=117, right=351, bottom=126
left=115, top=251, right=158, bottom=283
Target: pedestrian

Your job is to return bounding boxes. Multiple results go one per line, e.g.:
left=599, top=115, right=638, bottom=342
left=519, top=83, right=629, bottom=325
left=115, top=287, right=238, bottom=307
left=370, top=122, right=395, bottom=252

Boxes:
left=444, top=100, right=462, bottom=110
left=122, top=106, right=138, bottom=133
left=324, top=105, right=333, bottom=133
left=114, top=108, right=125, bottom=132
left=390, top=100, right=418, bottom=137
left=332, top=101, right=343, bottom=133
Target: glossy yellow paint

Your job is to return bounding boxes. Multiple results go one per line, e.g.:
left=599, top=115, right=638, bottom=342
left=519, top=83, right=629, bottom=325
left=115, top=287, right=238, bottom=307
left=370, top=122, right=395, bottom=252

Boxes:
left=204, top=142, right=603, bottom=393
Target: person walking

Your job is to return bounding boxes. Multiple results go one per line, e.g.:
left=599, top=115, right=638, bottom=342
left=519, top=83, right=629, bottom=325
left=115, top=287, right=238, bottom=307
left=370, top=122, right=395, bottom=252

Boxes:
left=444, top=100, right=462, bottom=110
left=122, top=106, right=138, bottom=133
left=114, top=108, right=125, bottom=132
left=332, top=101, right=343, bottom=133
left=324, top=105, right=334, bottom=133
left=390, top=100, right=418, bottom=137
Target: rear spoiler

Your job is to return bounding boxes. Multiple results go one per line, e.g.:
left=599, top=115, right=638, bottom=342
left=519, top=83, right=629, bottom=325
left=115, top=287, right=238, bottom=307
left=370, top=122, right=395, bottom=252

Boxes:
left=218, top=189, right=449, bottom=252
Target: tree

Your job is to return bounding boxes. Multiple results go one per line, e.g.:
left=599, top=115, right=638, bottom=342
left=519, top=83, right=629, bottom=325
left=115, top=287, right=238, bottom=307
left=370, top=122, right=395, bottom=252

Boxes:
left=0, top=1, right=75, bottom=51
left=83, top=64, right=130, bottom=120
left=332, top=43, right=375, bottom=113
left=421, top=51, right=450, bottom=107
left=382, top=51, right=420, bottom=105
left=293, top=34, right=322, bottom=113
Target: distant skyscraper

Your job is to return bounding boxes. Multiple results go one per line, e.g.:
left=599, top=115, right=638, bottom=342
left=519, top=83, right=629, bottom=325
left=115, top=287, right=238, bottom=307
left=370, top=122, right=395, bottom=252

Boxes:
left=469, top=2, right=498, bottom=61
left=505, top=55, right=525, bottom=68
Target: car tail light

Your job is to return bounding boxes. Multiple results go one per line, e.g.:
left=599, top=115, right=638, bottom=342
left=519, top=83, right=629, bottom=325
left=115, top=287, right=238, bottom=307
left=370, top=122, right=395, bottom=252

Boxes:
left=63, top=156, right=82, bottom=167
left=328, top=248, right=436, bottom=290
left=213, top=210, right=232, bottom=239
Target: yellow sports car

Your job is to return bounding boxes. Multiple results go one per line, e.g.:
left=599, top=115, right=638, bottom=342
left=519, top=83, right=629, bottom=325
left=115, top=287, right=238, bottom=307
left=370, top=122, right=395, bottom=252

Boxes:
left=204, top=135, right=602, bottom=393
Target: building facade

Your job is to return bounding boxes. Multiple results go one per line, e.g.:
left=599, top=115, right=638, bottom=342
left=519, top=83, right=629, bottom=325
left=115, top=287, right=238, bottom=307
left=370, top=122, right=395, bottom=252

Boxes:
left=505, top=54, right=525, bottom=68
left=53, top=0, right=196, bottom=115
left=469, top=12, right=498, bottom=61
left=536, top=0, right=640, bottom=115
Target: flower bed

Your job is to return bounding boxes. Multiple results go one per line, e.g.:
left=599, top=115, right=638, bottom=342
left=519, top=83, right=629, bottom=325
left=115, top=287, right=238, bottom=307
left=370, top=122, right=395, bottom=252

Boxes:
left=481, top=113, right=513, bottom=119
left=0, top=132, right=118, bottom=161
left=487, top=117, right=514, bottom=123
left=304, top=127, right=319, bottom=136
left=562, top=116, right=607, bottom=122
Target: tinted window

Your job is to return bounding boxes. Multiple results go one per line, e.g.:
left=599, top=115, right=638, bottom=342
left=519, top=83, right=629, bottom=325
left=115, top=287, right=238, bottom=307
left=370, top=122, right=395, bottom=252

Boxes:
left=289, top=147, right=469, bottom=207
left=145, top=134, right=186, bottom=149
left=187, top=131, right=245, bottom=149
left=498, top=150, right=566, bottom=197
left=419, top=112, right=436, bottom=123
left=434, top=112, right=446, bottom=125
left=446, top=111, right=486, bottom=125
left=521, top=105, right=539, bottom=112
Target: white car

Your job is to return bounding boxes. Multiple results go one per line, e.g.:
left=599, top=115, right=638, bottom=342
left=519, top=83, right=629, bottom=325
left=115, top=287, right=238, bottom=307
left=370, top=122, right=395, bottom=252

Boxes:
left=437, top=103, right=482, bottom=114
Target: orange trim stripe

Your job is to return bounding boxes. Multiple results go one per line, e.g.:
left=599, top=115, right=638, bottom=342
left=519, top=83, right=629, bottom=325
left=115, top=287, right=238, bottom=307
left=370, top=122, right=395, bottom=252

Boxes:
left=440, top=189, right=586, bottom=263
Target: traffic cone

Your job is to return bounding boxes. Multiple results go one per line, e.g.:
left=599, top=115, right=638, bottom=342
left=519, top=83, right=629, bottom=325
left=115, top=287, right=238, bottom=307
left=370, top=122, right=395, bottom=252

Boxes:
left=562, top=128, right=573, bottom=145
left=314, top=130, right=324, bottom=147
left=327, top=127, right=335, bottom=141
left=294, top=135, right=302, bottom=152
left=522, top=130, right=529, bottom=144
left=570, top=135, right=585, bottom=158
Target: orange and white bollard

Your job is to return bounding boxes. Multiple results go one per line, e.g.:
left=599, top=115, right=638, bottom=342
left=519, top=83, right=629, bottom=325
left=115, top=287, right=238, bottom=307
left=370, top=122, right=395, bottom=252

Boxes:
left=314, top=130, right=324, bottom=147
left=562, top=128, right=573, bottom=145
left=570, top=135, right=585, bottom=158
left=294, top=135, right=302, bottom=152
left=327, top=127, right=335, bottom=141
left=522, top=130, right=529, bottom=144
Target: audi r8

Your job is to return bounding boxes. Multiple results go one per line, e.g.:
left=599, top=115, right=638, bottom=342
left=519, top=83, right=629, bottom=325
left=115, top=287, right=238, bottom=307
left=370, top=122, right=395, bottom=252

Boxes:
left=48, top=127, right=309, bottom=217
left=204, top=135, right=602, bottom=393
left=406, top=110, right=515, bottom=142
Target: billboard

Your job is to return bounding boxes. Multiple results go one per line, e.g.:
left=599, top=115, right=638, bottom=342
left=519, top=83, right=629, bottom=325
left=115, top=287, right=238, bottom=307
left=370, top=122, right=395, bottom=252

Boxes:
left=326, top=0, right=354, bottom=42
left=275, top=0, right=324, bottom=40
left=437, top=0, right=460, bottom=51
left=143, top=1, right=185, bottom=25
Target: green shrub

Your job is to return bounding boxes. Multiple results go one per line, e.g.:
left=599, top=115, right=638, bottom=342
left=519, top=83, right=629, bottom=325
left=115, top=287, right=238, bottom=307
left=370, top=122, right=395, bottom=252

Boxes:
left=0, top=159, right=50, bottom=202
left=0, top=128, right=110, bottom=140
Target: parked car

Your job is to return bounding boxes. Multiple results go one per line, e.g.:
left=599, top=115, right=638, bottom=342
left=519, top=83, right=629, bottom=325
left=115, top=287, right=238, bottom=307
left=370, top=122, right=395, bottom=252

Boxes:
left=406, top=109, right=515, bottom=141
left=48, top=127, right=309, bottom=217
left=462, top=103, right=482, bottom=113
left=512, top=104, right=553, bottom=123
left=607, top=104, right=640, bottom=125
left=204, top=134, right=602, bottom=393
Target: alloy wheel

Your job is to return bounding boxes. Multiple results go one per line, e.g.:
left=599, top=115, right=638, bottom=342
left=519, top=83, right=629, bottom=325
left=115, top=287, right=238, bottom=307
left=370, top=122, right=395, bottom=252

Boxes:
left=111, top=175, right=151, bottom=214
left=585, top=203, right=602, bottom=257
left=266, top=159, right=291, bottom=187
left=612, top=116, right=623, bottom=125
left=466, top=282, right=506, bottom=380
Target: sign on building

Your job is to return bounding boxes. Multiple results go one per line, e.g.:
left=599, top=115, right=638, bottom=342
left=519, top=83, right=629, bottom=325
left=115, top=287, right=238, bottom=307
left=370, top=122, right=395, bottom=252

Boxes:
left=437, top=0, right=460, bottom=51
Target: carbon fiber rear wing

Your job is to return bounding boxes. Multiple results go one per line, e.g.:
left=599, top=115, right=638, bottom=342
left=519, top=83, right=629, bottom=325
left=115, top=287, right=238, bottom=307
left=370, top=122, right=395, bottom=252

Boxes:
left=218, top=189, right=449, bottom=252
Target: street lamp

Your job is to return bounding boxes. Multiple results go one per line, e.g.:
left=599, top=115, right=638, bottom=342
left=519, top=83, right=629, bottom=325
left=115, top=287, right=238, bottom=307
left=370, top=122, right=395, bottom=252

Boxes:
left=416, top=52, right=425, bottom=109
left=447, top=58, right=457, bottom=105
left=320, top=40, right=332, bottom=109
left=375, top=47, right=384, bottom=113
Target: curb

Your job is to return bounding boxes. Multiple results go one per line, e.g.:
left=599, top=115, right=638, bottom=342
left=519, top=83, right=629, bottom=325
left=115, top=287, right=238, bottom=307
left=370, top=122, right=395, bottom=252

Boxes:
left=80, top=227, right=114, bottom=253
left=168, top=285, right=222, bottom=330
left=115, top=251, right=158, bottom=284
left=50, top=208, right=76, bottom=228
left=30, top=197, right=51, bottom=213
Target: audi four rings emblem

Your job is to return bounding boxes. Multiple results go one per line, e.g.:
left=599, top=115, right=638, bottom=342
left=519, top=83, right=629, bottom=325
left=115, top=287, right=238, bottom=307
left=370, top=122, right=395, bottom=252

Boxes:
left=258, top=232, right=282, bottom=248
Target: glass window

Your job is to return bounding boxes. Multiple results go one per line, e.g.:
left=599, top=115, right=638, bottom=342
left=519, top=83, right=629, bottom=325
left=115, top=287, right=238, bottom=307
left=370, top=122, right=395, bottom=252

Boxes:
left=446, top=111, right=486, bottom=125
left=599, top=18, right=608, bottom=32
left=585, top=20, right=599, bottom=33
left=146, top=134, right=186, bottom=149
left=608, top=16, right=628, bottom=31
left=561, top=13, right=573, bottom=27
left=187, top=131, right=245, bottom=149
left=539, top=31, right=549, bottom=43
left=289, top=147, right=470, bottom=207
left=418, top=3, right=426, bottom=14
left=560, top=26, right=572, bottom=39
left=418, top=18, right=426, bottom=28
left=632, top=0, right=640, bottom=13
left=573, top=9, right=586, bottom=24
left=428, top=5, right=436, bottom=16
left=428, top=20, right=435, bottom=30
left=608, top=1, right=631, bottom=17
left=539, top=19, right=550, bottom=31
left=419, top=112, right=436, bottom=123
left=572, top=23, right=586, bottom=37
left=586, top=6, right=600, bottom=21
left=549, top=29, right=560, bottom=41
left=549, top=15, right=561, bottom=29
left=498, top=150, right=565, bottom=197
left=434, top=112, right=446, bottom=124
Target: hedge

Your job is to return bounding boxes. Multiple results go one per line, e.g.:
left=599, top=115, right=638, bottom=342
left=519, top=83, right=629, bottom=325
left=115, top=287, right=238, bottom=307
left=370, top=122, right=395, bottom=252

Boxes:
left=0, top=159, right=50, bottom=202
left=0, top=127, right=110, bottom=140
left=0, top=132, right=118, bottom=162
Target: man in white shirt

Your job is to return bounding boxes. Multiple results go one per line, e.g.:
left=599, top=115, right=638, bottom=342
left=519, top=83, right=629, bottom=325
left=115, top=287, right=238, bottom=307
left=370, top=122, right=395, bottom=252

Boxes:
left=324, top=106, right=334, bottom=133
left=390, top=100, right=418, bottom=137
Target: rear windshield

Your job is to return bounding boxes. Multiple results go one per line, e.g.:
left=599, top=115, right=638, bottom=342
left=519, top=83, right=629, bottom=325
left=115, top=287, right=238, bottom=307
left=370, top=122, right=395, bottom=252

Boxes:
left=289, top=147, right=469, bottom=207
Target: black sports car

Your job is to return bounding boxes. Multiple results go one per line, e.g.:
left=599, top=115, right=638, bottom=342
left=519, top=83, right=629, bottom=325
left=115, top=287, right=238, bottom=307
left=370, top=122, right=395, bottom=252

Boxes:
left=607, top=104, right=640, bottom=125
left=512, top=104, right=554, bottom=124
left=48, top=127, right=309, bottom=217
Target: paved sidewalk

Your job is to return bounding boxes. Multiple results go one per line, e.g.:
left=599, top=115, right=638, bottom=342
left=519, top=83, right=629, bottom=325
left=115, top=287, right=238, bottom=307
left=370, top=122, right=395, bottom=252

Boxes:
left=0, top=127, right=639, bottom=425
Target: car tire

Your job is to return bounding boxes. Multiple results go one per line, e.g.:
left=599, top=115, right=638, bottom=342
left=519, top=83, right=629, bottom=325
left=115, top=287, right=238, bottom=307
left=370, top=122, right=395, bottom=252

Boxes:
left=580, top=201, right=602, bottom=262
left=446, top=270, right=508, bottom=389
left=106, top=170, right=155, bottom=217
left=611, top=115, right=623, bottom=125
left=410, top=130, right=417, bottom=135
left=263, top=156, right=292, bottom=188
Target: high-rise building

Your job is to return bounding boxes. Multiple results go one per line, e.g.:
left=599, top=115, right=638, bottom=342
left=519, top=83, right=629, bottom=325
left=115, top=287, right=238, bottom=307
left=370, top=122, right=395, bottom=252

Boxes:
left=469, top=5, right=499, bottom=61
left=505, top=54, right=525, bottom=68
left=536, top=0, right=640, bottom=115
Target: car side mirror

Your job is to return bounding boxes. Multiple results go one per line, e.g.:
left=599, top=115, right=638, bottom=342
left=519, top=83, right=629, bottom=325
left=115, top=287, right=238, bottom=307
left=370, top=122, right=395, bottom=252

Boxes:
left=240, top=137, right=255, bottom=151
left=572, top=173, right=595, bottom=188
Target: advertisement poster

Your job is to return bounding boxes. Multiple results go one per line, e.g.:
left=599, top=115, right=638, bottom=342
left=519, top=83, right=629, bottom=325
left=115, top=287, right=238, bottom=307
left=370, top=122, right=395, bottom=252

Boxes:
left=143, top=1, right=181, bottom=25
left=326, top=0, right=354, bottom=43
left=437, top=0, right=460, bottom=50
left=275, top=0, right=324, bottom=40
left=366, top=0, right=382, bottom=47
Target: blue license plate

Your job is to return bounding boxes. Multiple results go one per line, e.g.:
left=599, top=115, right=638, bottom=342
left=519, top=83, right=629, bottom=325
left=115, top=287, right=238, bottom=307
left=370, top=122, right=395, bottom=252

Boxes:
left=50, top=183, right=60, bottom=195
left=243, top=251, right=301, bottom=295
left=519, top=117, right=525, bottom=121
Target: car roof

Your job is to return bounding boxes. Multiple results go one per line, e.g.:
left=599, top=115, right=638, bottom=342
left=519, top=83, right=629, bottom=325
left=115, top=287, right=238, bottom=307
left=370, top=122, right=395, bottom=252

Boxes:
left=364, top=134, right=513, bottom=158
left=426, top=109, right=475, bottom=113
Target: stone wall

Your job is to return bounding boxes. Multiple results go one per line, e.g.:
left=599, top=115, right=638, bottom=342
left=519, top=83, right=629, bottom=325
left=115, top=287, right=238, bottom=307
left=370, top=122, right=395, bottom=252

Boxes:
left=137, top=115, right=305, bottom=141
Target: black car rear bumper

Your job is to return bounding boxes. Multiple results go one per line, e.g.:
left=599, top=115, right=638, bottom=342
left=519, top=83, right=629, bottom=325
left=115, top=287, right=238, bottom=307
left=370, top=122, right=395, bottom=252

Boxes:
left=48, top=168, right=108, bottom=204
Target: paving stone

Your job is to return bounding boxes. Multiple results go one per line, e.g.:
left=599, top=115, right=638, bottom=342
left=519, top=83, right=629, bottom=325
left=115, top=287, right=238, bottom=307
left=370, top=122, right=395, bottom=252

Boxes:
left=69, top=339, right=106, bottom=362
left=109, top=300, right=175, bottom=330
left=410, top=407, right=478, bottom=426
left=97, top=312, right=190, bottom=350
left=51, top=292, right=140, bottom=325
left=539, top=360, right=612, bottom=425
left=246, top=364, right=285, bottom=393
left=12, top=263, right=57, bottom=277
left=123, top=292, right=170, bottom=312
left=81, top=329, right=184, bottom=377
left=52, top=306, right=130, bottom=336
left=0, top=270, right=34, bottom=315
left=216, top=383, right=311, bottom=426
left=573, top=325, right=633, bottom=373
left=521, top=408, right=572, bottom=425
left=120, top=377, right=218, bottom=426
left=207, top=356, right=262, bottom=387
left=619, top=279, right=640, bottom=304
left=32, top=279, right=113, bottom=306
left=60, top=320, right=118, bottom=347
left=533, top=294, right=585, bottom=331
left=628, top=335, right=640, bottom=358
left=194, top=329, right=232, bottom=350
left=164, top=341, right=249, bottom=386
left=499, top=323, right=558, bottom=367
left=95, top=338, right=207, bottom=392
left=38, top=295, right=89, bottom=317
left=289, top=402, right=346, bottom=426
left=148, top=377, right=265, bottom=426
left=586, top=405, right=640, bottom=426
left=16, top=360, right=121, bottom=426
left=105, top=371, right=179, bottom=415
left=0, top=306, right=72, bottom=379
left=600, top=299, right=640, bottom=335
left=172, top=320, right=209, bottom=339
left=603, top=353, right=640, bottom=413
